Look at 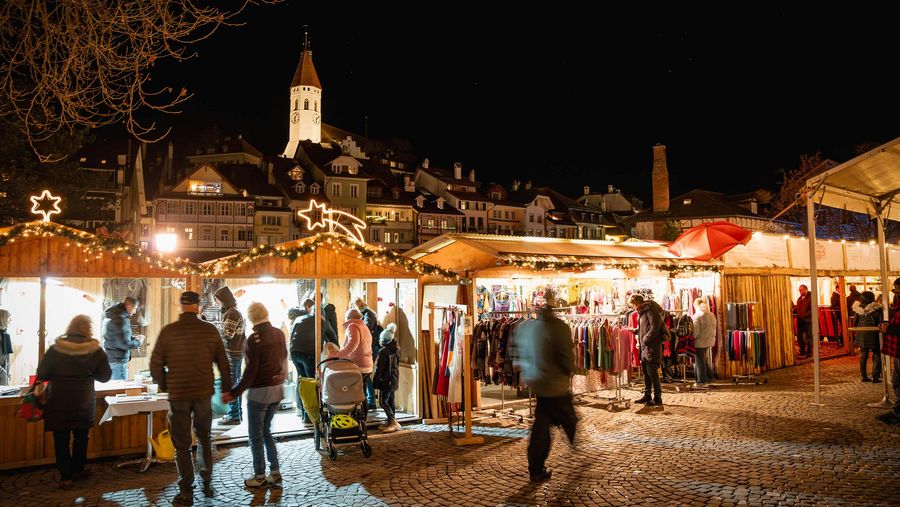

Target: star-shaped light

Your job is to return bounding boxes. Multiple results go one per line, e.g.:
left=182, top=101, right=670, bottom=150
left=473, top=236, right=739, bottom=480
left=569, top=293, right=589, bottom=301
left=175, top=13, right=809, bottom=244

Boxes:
left=297, top=200, right=329, bottom=230
left=30, top=190, right=62, bottom=222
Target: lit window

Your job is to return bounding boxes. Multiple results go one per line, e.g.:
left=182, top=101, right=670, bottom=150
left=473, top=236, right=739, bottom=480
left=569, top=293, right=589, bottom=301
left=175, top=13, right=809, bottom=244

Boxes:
left=348, top=166, right=358, bottom=175
left=189, top=180, right=223, bottom=195
left=183, top=228, right=194, bottom=240
left=289, top=167, right=303, bottom=180
left=683, top=198, right=692, bottom=205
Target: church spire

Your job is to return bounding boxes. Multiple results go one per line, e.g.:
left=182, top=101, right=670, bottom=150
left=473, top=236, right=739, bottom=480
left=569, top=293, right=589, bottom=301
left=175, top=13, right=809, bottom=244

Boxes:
left=291, top=28, right=321, bottom=88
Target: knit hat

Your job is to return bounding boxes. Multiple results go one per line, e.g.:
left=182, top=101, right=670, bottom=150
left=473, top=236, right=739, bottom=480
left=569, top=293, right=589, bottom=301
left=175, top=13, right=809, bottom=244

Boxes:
left=380, top=323, right=397, bottom=346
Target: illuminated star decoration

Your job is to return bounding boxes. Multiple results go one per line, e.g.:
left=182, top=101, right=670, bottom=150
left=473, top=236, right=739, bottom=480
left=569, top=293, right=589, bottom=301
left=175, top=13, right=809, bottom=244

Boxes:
left=29, top=190, right=62, bottom=222
left=297, top=200, right=367, bottom=244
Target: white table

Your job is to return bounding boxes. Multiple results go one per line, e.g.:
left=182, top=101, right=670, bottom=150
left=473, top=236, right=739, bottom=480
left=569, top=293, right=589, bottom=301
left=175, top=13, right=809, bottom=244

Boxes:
left=101, top=395, right=170, bottom=472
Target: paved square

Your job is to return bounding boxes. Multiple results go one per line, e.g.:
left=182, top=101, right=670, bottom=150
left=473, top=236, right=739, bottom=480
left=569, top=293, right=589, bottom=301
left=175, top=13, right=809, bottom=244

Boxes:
left=2, top=355, right=898, bottom=506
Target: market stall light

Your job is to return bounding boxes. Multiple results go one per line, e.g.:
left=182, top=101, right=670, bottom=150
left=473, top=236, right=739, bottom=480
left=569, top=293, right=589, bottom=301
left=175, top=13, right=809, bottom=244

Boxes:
left=29, top=190, right=62, bottom=222
left=45, top=278, right=64, bottom=286
left=258, top=276, right=276, bottom=283
left=155, top=233, right=177, bottom=253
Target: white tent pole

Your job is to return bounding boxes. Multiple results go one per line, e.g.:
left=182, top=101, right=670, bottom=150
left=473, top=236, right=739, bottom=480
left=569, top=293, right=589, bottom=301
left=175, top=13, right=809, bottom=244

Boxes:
left=874, top=210, right=892, bottom=406
left=806, top=186, right=821, bottom=405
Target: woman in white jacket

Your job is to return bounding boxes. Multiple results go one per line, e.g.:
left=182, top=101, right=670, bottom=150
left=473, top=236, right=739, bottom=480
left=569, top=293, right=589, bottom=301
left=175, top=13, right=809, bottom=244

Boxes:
left=691, top=298, right=717, bottom=387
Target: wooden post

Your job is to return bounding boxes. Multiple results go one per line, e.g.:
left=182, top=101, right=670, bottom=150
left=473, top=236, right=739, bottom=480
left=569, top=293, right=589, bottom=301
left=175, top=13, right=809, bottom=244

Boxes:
left=315, top=278, right=322, bottom=362
left=38, top=276, right=47, bottom=362
left=454, top=309, right=484, bottom=446
left=837, top=276, right=851, bottom=354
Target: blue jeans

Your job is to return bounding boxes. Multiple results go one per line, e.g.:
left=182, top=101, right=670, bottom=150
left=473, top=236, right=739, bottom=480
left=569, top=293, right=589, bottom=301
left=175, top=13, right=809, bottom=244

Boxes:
left=247, top=400, right=280, bottom=476
left=227, top=356, right=243, bottom=420
left=109, top=361, right=128, bottom=381
left=363, top=373, right=375, bottom=409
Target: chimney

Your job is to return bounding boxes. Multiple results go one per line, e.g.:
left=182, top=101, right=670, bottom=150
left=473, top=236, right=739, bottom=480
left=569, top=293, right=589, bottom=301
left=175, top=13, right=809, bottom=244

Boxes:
left=469, top=169, right=476, bottom=182
left=652, top=144, right=670, bottom=239
left=164, top=141, right=174, bottom=182
left=583, top=186, right=590, bottom=196
left=512, top=180, right=520, bottom=191
left=267, top=161, right=275, bottom=185
left=453, top=162, right=462, bottom=180
left=525, top=180, right=532, bottom=190
left=422, top=158, right=430, bottom=169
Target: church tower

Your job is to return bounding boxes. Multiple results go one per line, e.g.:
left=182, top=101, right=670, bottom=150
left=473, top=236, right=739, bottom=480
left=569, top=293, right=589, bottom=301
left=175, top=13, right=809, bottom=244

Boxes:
left=284, top=32, right=322, bottom=157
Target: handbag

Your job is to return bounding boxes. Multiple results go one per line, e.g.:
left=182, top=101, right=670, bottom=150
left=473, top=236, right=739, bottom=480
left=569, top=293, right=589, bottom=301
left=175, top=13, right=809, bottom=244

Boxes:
left=17, top=380, right=47, bottom=422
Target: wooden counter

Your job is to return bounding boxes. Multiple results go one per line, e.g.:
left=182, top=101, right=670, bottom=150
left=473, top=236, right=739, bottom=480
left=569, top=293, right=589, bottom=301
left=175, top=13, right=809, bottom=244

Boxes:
left=0, top=381, right=168, bottom=471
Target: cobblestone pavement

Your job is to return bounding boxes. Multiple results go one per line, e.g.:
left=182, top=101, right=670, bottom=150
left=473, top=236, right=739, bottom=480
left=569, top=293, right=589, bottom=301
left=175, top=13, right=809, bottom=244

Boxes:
left=2, top=355, right=899, bottom=506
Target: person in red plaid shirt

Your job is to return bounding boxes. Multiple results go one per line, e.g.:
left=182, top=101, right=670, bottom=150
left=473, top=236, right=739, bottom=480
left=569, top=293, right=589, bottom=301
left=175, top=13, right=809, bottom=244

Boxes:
left=876, top=277, right=900, bottom=427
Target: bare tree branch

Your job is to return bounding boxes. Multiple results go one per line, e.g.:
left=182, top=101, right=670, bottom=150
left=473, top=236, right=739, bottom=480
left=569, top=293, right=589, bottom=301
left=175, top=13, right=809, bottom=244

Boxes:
left=0, top=0, right=280, bottom=162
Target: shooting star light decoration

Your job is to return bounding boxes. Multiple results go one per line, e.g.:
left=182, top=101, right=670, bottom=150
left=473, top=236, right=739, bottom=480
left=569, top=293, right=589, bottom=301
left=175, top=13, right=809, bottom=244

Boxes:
left=297, top=200, right=367, bottom=244
left=30, top=190, right=62, bottom=222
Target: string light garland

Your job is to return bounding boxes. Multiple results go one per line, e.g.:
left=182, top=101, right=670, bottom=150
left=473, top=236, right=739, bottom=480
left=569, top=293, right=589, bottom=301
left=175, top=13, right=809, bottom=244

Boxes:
left=0, top=223, right=458, bottom=280
left=502, top=256, right=720, bottom=274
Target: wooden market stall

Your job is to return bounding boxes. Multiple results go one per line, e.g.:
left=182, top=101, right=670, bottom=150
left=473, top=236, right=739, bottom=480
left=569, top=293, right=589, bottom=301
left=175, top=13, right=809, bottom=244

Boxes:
left=0, top=222, right=192, bottom=470
left=721, top=231, right=900, bottom=378
left=196, top=233, right=456, bottom=441
left=409, top=233, right=721, bottom=409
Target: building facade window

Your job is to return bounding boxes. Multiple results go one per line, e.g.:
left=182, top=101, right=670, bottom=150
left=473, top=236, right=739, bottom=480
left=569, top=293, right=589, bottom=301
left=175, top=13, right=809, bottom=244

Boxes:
left=183, top=227, right=193, bottom=240
left=262, top=216, right=283, bottom=226
left=332, top=183, right=342, bottom=197
left=477, top=217, right=484, bottom=228
left=350, top=184, right=359, bottom=198
left=201, top=202, right=214, bottom=215
left=220, top=229, right=230, bottom=241
left=310, top=184, right=319, bottom=194
left=184, top=202, right=195, bottom=215
left=202, top=227, right=212, bottom=241
left=304, top=99, right=309, bottom=110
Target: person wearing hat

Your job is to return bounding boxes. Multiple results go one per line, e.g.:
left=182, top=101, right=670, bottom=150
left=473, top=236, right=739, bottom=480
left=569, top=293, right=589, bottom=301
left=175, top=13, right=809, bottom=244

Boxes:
left=513, top=288, right=577, bottom=483
left=150, top=291, right=232, bottom=505
left=373, top=323, right=401, bottom=433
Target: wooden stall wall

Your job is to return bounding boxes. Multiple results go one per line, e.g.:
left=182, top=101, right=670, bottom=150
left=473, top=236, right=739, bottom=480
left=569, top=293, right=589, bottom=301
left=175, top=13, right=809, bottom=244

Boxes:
left=721, top=274, right=795, bottom=377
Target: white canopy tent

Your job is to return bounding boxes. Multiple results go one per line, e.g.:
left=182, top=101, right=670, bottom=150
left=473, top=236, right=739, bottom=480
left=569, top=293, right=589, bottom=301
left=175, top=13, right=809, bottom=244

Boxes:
left=806, top=136, right=900, bottom=405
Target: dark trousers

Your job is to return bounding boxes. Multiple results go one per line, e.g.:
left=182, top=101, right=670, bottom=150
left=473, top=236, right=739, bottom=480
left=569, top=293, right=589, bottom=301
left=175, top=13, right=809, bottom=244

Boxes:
left=291, top=352, right=315, bottom=421
left=797, top=320, right=811, bottom=356
left=892, top=356, right=900, bottom=418
left=363, top=373, right=376, bottom=408
left=860, top=345, right=882, bottom=379
left=527, top=394, right=577, bottom=476
left=247, top=400, right=280, bottom=477
left=53, top=429, right=89, bottom=481
left=642, top=360, right=662, bottom=401
left=168, top=398, right=213, bottom=493
left=227, top=356, right=243, bottom=420
left=694, top=347, right=713, bottom=384
left=380, top=389, right=396, bottom=421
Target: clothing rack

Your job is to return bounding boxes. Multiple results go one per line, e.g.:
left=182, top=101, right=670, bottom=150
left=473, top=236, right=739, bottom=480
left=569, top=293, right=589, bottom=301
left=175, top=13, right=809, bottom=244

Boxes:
left=725, top=302, right=767, bottom=385
left=475, top=309, right=537, bottom=425
left=563, top=313, right=631, bottom=411
left=427, top=303, right=484, bottom=446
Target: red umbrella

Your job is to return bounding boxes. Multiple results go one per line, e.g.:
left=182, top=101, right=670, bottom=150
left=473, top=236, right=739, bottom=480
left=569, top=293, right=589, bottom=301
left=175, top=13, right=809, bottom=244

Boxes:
left=668, top=221, right=753, bottom=261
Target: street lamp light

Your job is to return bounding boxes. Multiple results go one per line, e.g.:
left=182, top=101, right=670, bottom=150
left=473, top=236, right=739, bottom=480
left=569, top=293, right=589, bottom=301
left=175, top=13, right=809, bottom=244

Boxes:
left=155, top=233, right=177, bottom=253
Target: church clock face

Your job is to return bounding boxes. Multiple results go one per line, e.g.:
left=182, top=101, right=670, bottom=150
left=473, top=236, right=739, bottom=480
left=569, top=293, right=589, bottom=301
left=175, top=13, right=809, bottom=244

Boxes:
left=290, top=111, right=301, bottom=124
left=312, top=114, right=320, bottom=125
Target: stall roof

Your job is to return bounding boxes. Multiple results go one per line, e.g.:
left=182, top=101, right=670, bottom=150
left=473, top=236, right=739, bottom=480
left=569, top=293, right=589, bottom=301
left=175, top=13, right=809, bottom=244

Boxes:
left=0, top=222, right=191, bottom=278
left=808, top=136, right=900, bottom=221
left=405, top=233, right=716, bottom=273
left=199, top=233, right=456, bottom=279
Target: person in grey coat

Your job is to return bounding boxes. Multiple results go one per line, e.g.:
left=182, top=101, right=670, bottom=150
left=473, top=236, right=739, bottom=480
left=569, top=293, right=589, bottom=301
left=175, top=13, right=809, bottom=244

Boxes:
left=691, top=298, right=717, bottom=386
left=514, top=289, right=576, bottom=483
left=632, top=294, right=664, bottom=406
left=102, top=297, right=143, bottom=380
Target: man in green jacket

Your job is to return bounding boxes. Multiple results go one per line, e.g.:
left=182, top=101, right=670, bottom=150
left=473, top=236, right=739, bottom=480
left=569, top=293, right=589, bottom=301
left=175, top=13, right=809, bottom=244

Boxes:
left=514, top=289, right=576, bottom=483
left=150, top=292, right=232, bottom=506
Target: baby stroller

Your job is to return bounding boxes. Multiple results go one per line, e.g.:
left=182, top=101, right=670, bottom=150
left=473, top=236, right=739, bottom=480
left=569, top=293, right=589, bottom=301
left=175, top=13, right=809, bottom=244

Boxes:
left=313, top=358, right=372, bottom=460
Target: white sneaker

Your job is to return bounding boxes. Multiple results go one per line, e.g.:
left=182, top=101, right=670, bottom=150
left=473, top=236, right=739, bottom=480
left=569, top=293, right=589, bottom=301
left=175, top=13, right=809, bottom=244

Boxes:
left=266, top=472, right=282, bottom=488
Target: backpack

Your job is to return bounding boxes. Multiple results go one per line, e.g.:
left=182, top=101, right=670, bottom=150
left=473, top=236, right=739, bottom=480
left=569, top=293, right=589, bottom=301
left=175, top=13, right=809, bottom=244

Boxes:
left=674, top=314, right=694, bottom=338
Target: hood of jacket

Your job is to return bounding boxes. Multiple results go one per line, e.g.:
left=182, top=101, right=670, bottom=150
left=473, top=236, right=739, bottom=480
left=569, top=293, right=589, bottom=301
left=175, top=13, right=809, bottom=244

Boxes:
left=105, top=302, right=128, bottom=319
left=54, top=334, right=102, bottom=356
left=0, top=309, right=9, bottom=329
left=344, top=318, right=364, bottom=329
left=637, top=300, right=663, bottom=316
left=214, top=286, right=237, bottom=310
left=852, top=300, right=883, bottom=316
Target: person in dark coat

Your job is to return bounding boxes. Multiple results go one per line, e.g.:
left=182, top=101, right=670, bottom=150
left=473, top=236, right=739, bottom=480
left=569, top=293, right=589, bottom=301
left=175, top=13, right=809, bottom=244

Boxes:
left=289, top=300, right=338, bottom=422
left=373, top=323, right=401, bottom=433
left=795, top=285, right=812, bottom=357
left=214, top=286, right=245, bottom=425
left=853, top=291, right=883, bottom=382
left=0, top=309, right=12, bottom=386
left=102, top=297, right=142, bottom=380
left=36, top=315, right=112, bottom=489
left=632, top=294, right=664, bottom=406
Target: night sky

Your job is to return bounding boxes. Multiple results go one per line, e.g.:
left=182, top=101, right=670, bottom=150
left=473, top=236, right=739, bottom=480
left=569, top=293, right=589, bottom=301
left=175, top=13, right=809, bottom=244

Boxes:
left=148, top=4, right=900, bottom=204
